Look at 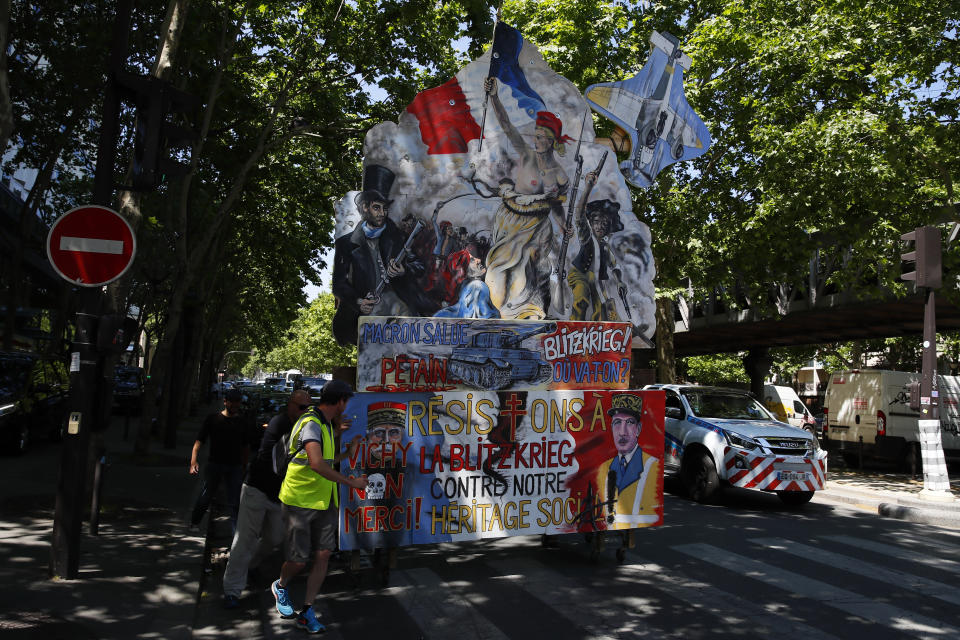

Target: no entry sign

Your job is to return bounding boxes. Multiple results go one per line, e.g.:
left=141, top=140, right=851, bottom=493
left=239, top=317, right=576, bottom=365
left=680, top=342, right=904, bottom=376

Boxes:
left=46, top=205, right=136, bottom=287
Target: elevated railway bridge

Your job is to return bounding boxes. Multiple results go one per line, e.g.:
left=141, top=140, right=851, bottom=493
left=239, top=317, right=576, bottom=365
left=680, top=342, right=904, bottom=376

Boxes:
left=634, top=278, right=960, bottom=396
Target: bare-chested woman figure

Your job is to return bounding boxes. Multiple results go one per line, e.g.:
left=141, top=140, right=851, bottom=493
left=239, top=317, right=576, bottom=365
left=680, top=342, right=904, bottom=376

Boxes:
left=482, top=76, right=571, bottom=319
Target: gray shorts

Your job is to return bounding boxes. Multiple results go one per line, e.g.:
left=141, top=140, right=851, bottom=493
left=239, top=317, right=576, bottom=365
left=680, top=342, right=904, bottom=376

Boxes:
left=282, top=503, right=338, bottom=562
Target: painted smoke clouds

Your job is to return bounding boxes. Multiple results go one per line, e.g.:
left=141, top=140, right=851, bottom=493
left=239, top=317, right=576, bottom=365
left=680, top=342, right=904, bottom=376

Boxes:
left=334, top=35, right=655, bottom=339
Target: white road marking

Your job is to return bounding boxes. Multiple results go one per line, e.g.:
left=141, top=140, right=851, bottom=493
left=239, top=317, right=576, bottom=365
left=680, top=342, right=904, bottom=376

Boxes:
left=387, top=567, right=510, bottom=640
left=60, top=237, right=124, bottom=254
left=619, top=561, right=840, bottom=640
left=487, top=557, right=630, bottom=640
left=825, top=535, right=960, bottom=575
left=751, top=538, right=960, bottom=606
left=675, top=542, right=960, bottom=638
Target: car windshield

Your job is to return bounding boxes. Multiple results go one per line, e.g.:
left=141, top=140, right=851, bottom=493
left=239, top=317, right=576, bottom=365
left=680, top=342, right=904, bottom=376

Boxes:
left=115, top=369, right=141, bottom=384
left=682, top=389, right=773, bottom=420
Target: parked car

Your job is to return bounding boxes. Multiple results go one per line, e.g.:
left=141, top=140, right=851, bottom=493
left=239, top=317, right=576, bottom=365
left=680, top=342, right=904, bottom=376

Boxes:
left=300, top=376, right=328, bottom=394
left=0, top=351, right=70, bottom=454
left=255, top=392, right=288, bottom=427
left=262, top=377, right=286, bottom=391
left=645, top=384, right=827, bottom=505
left=113, top=365, right=145, bottom=414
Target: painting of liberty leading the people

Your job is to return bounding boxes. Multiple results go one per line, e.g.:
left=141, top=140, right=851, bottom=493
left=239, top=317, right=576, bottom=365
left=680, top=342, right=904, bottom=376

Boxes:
left=331, top=23, right=655, bottom=347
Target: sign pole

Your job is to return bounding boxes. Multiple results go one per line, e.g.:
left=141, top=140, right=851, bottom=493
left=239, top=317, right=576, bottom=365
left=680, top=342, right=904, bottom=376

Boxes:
left=50, top=0, right=132, bottom=579
left=918, top=288, right=954, bottom=501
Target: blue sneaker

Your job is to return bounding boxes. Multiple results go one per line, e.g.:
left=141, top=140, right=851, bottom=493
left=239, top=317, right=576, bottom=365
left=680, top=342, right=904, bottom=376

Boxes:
left=296, top=606, right=326, bottom=634
left=271, top=579, right=294, bottom=618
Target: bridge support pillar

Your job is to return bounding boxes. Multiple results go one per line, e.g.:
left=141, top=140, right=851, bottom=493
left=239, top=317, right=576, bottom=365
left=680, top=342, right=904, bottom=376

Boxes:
left=743, top=348, right=771, bottom=399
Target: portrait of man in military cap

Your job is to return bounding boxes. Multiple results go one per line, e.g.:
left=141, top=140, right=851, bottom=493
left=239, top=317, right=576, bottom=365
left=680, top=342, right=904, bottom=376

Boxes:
left=357, top=401, right=408, bottom=548
left=595, top=393, right=661, bottom=530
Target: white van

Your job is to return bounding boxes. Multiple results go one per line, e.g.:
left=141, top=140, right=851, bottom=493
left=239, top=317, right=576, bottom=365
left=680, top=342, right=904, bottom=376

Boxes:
left=763, top=384, right=817, bottom=433
left=938, top=375, right=960, bottom=449
left=823, top=369, right=960, bottom=466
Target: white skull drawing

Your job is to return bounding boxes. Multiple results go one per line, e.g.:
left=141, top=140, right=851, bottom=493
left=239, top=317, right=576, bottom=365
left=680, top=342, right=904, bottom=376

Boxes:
left=366, top=473, right=386, bottom=500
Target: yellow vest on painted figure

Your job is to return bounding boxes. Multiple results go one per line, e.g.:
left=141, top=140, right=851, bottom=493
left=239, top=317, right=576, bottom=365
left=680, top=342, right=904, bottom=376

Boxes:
left=595, top=451, right=660, bottom=530
left=279, top=410, right=338, bottom=510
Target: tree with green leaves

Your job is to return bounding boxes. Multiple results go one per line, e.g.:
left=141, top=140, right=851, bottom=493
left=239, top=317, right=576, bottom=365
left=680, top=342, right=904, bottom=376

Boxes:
left=502, top=0, right=959, bottom=382
left=115, top=1, right=487, bottom=453
left=246, top=293, right=356, bottom=376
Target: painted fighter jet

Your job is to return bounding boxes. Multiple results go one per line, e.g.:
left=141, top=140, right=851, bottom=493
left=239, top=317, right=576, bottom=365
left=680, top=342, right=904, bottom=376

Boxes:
left=584, top=31, right=712, bottom=189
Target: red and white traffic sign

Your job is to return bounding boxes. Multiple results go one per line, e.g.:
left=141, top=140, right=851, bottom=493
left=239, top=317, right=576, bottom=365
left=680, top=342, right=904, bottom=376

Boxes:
left=46, top=205, right=136, bottom=287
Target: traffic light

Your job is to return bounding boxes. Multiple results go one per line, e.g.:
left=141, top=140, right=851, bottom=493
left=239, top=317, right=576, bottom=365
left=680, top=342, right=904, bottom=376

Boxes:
left=907, top=381, right=921, bottom=412
left=96, top=314, right=138, bottom=353
left=116, top=71, right=199, bottom=191
left=900, top=226, right=942, bottom=289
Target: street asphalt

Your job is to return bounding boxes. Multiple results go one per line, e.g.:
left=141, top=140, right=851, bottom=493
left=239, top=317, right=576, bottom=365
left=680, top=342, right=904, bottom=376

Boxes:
left=0, top=408, right=958, bottom=639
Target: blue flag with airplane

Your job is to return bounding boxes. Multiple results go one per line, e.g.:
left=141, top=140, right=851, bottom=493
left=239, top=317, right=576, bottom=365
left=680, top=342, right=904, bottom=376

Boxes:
left=585, top=31, right=712, bottom=189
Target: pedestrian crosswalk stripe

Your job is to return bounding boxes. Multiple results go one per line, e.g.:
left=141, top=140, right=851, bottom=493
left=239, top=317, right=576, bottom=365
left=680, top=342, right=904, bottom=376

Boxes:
left=674, top=543, right=960, bottom=638
left=618, top=562, right=840, bottom=640
left=749, top=538, right=960, bottom=607
left=824, top=535, right=960, bottom=575
left=487, top=558, right=633, bottom=640
left=886, top=532, right=960, bottom=559
left=387, top=568, right=511, bottom=640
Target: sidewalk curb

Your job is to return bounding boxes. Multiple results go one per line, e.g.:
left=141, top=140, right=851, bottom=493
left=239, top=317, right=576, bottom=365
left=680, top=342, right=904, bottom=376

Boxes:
left=878, top=502, right=960, bottom=528
left=817, top=482, right=960, bottom=528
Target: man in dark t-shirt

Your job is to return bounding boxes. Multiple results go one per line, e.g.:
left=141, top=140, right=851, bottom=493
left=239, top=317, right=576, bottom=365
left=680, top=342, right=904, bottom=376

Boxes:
left=189, top=389, right=255, bottom=532
left=221, top=388, right=312, bottom=607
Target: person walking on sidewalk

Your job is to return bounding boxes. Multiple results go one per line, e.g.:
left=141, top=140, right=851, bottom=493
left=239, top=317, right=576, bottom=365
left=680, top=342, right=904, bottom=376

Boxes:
left=189, top=388, right=253, bottom=533
left=222, top=388, right=313, bottom=609
left=271, top=380, right=368, bottom=634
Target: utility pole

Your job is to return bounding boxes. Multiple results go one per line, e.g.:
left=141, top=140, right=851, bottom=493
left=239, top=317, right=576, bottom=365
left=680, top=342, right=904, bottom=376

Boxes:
left=900, top=226, right=954, bottom=502
left=49, top=0, right=132, bottom=578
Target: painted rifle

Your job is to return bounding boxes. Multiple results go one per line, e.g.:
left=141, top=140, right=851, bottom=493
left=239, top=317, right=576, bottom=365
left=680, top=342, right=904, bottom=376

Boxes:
left=371, top=220, right=424, bottom=301
left=554, top=110, right=591, bottom=280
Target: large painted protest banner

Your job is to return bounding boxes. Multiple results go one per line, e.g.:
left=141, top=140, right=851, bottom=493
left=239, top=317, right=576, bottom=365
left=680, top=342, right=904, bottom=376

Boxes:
left=356, top=316, right=633, bottom=392
left=330, top=22, right=657, bottom=348
left=338, top=389, right=664, bottom=551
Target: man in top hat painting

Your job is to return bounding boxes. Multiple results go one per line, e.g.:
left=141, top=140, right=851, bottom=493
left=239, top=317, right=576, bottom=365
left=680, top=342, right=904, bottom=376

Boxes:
left=595, top=393, right=660, bottom=530
left=567, top=170, right=626, bottom=322
left=332, top=164, right=432, bottom=345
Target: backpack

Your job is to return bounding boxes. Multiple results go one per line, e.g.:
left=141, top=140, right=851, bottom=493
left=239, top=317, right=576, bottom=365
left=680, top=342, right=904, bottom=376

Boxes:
left=271, top=427, right=305, bottom=478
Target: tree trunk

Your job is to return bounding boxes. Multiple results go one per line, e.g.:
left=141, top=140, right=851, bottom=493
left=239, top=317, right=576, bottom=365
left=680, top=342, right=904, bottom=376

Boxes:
left=108, top=0, right=192, bottom=311
left=134, top=278, right=187, bottom=454
left=655, top=296, right=675, bottom=383
left=3, top=143, right=64, bottom=350
left=0, top=0, right=14, bottom=153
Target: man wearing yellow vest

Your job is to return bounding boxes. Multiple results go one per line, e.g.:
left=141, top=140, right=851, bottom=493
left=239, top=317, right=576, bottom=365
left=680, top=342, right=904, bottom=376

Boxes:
left=271, top=379, right=367, bottom=634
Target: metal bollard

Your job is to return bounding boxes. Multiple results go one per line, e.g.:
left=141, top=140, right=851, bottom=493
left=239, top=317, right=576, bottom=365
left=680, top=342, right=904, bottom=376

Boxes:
left=857, top=435, right=863, bottom=469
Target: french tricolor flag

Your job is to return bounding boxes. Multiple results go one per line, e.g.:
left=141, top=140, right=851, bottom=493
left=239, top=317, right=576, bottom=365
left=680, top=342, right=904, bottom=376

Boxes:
left=406, top=77, right=481, bottom=155
left=405, top=23, right=543, bottom=155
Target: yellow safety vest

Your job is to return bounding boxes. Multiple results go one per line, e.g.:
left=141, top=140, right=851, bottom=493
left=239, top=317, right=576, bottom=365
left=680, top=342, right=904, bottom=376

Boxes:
left=278, top=410, right=338, bottom=510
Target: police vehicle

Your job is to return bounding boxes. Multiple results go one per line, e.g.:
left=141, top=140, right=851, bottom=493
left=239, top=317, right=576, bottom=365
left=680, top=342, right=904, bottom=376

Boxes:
left=645, top=384, right=827, bottom=505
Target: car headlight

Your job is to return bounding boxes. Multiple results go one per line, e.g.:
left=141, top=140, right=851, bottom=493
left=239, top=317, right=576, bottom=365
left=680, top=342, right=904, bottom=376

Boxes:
left=724, top=430, right=759, bottom=450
